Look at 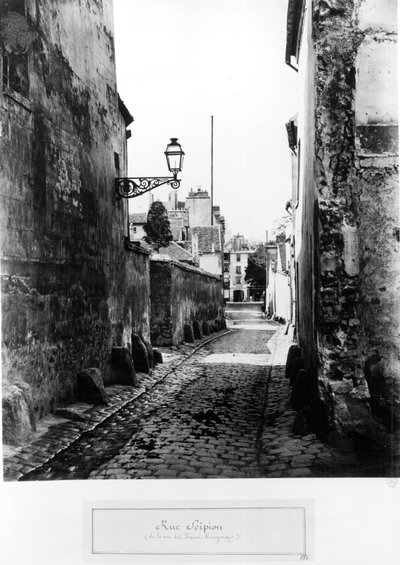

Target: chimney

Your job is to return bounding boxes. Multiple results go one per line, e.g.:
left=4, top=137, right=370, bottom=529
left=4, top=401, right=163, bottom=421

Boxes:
left=169, top=190, right=178, bottom=209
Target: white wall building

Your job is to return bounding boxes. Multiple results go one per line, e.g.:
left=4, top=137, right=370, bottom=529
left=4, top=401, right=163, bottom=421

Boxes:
left=223, top=235, right=255, bottom=302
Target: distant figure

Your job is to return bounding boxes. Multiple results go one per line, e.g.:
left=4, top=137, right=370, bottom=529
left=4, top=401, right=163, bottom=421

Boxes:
left=261, top=291, right=266, bottom=318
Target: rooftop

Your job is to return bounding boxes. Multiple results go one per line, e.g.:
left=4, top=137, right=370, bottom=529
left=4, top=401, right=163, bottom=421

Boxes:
left=129, top=213, right=147, bottom=224
left=285, top=0, right=304, bottom=66
left=157, top=242, right=194, bottom=263
left=191, top=226, right=222, bottom=254
left=187, top=188, right=210, bottom=199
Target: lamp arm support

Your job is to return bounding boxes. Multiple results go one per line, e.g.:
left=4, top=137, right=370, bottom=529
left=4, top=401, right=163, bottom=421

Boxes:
left=116, top=176, right=181, bottom=199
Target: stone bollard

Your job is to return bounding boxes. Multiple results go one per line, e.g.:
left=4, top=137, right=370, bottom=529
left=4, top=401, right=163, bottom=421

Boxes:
left=2, top=382, right=36, bottom=446
left=202, top=321, right=210, bottom=336
left=77, top=368, right=109, bottom=405
left=291, top=369, right=313, bottom=410
left=153, top=348, right=163, bottom=364
left=184, top=323, right=195, bottom=343
left=193, top=319, right=203, bottom=340
left=108, top=346, right=139, bottom=387
left=285, top=345, right=302, bottom=384
left=132, top=334, right=150, bottom=373
left=140, top=333, right=154, bottom=369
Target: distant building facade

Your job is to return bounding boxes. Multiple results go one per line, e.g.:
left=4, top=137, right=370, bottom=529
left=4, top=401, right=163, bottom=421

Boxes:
left=128, top=187, right=225, bottom=276
left=185, top=188, right=213, bottom=227
left=168, top=209, right=190, bottom=244
left=265, top=232, right=292, bottom=321
left=223, top=235, right=255, bottom=302
left=190, top=226, right=223, bottom=275
left=129, top=213, right=147, bottom=241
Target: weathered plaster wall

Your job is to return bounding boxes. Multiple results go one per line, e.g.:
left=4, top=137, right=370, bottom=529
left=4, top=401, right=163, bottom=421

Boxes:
left=150, top=258, right=224, bottom=346
left=294, top=0, right=318, bottom=377
left=198, top=254, right=221, bottom=276
left=355, top=0, right=399, bottom=430
left=310, top=0, right=398, bottom=434
left=0, top=0, right=149, bottom=438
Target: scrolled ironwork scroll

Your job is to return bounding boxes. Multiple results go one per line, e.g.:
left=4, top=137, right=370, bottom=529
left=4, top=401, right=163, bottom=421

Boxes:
left=115, top=176, right=181, bottom=199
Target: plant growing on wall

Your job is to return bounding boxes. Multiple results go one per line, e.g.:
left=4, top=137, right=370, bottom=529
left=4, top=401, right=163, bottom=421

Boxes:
left=143, top=201, right=173, bottom=252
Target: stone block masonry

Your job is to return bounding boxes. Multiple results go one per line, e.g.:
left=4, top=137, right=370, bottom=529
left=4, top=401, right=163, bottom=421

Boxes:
left=0, top=1, right=150, bottom=444
left=312, top=0, right=399, bottom=434
left=290, top=0, right=399, bottom=440
left=150, top=258, right=224, bottom=346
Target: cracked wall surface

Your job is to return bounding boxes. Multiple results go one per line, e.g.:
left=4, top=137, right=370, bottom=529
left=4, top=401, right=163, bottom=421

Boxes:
left=0, top=0, right=149, bottom=443
left=295, top=0, right=398, bottom=437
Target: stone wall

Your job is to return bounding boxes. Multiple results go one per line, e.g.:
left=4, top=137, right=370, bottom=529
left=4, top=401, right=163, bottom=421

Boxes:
left=293, top=0, right=399, bottom=437
left=354, top=0, right=399, bottom=431
left=313, top=0, right=398, bottom=434
left=0, top=0, right=150, bottom=443
left=150, top=258, right=224, bottom=346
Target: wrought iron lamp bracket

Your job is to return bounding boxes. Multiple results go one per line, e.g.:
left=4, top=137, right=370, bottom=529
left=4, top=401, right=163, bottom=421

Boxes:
left=115, top=176, right=181, bottom=199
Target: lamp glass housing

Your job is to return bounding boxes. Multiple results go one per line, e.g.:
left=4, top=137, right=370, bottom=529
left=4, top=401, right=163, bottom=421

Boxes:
left=165, top=138, right=185, bottom=176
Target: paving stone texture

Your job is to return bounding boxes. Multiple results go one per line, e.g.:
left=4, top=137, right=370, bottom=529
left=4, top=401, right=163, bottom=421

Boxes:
left=2, top=317, right=399, bottom=481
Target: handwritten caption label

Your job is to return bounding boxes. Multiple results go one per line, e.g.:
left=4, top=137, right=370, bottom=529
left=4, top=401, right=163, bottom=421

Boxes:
left=90, top=505, right=310, bottom=558
left=144, top=518, right=239, bottom=544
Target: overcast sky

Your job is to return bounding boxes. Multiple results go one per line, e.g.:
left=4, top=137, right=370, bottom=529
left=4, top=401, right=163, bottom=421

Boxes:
left=113, top=0, right=298, bottom=241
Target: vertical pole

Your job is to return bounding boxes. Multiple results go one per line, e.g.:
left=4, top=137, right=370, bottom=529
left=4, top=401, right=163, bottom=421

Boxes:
left=211, top=115, right=214, bottom=226
left=265, top=231, right=268, bottom=317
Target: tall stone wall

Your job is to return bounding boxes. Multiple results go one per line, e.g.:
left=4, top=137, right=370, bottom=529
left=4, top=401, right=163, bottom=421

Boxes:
left=0, top=0, right=150, bottom=441
left=150, top=258, right=224, bottom=346
left=311, top=0, right=399, bottom=434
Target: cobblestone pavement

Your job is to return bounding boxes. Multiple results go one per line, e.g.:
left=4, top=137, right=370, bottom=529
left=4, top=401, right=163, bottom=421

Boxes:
left=3, top=317, right=399, bottom=481
left=259, top=329, right=399, bottom=478
left=12, top=325, right=280, bottom=480
left=2, top=335, right=223, bottom=481
left=88, top=328, right=277, bottom=480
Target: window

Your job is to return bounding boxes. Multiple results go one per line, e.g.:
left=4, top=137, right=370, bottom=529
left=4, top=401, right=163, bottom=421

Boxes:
left=224, top=253, right=229, bottom=261
left=236, top=266, right=241, bottom=275
left=224, top=265, right=229, bottom=273
left=114, top=152, right=120, bottom=173
left=1, top=1, right=29, bottom=98
left=236, top=254, right=241, bottom=262
left=2, top=53, right=29, bottom=97
left=235, top=276, right=241, bottom=285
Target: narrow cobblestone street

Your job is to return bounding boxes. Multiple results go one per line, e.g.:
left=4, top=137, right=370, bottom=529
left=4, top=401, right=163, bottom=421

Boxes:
left=3, top=306, right=278, bottom=480
left=88, top=328, right=274, bottom=480
left=13, top=315, right=280, bottom=480
left=4, top=308, right=398, bottom=481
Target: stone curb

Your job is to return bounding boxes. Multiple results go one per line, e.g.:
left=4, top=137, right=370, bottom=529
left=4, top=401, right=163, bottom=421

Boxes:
left=258, top=328, right=337, bottom=477
left=257, top=329, right=400, bottom=478
left=3, top=329, right=236, bottom=481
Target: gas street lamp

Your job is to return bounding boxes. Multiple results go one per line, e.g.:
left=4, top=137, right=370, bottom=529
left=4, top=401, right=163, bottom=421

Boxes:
left=115, top=138, right=185, bottom=199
